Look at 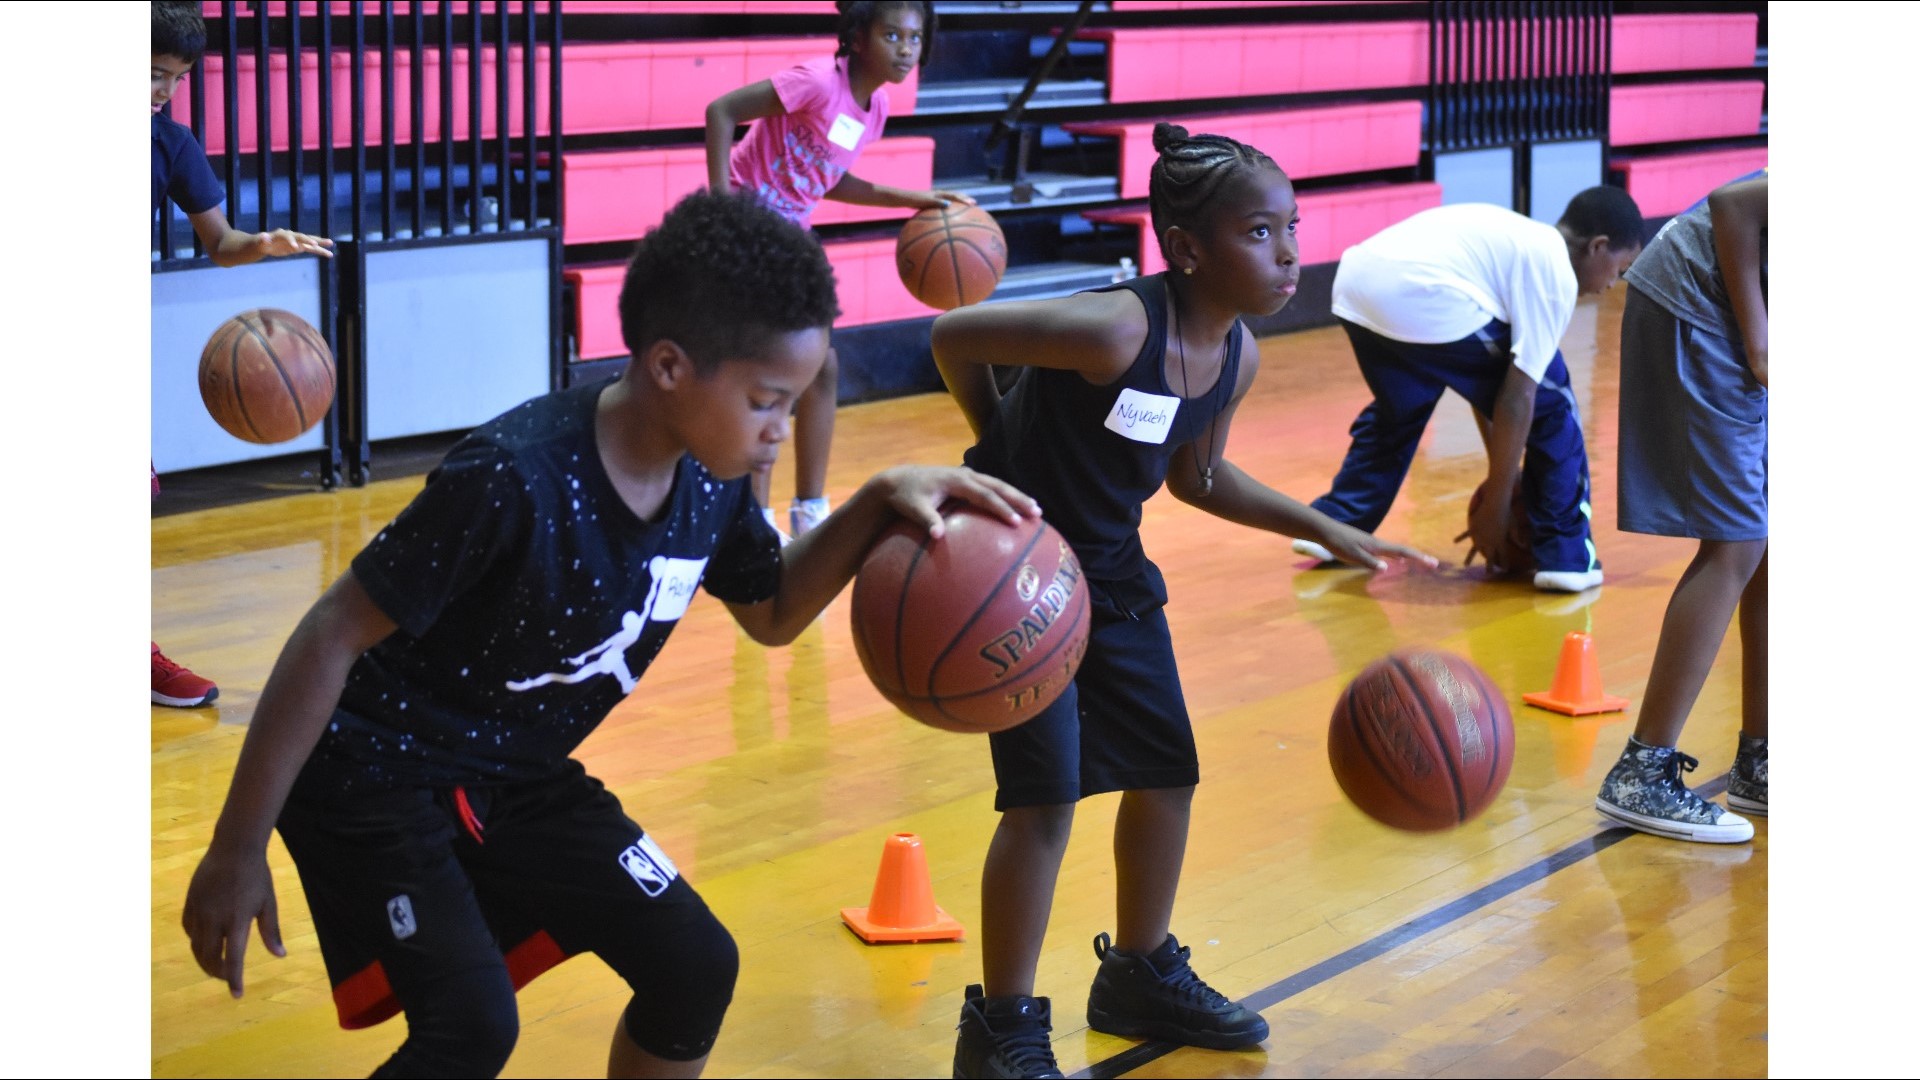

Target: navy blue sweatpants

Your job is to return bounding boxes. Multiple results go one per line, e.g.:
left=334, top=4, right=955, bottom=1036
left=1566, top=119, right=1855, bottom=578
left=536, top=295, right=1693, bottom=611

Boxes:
left=1308, top=318, right=1597, bottom=574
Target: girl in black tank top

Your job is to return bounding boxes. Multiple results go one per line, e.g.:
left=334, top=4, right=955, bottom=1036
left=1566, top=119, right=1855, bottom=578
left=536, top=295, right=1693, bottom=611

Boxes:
left=933, top=125, right=1437, bottom=1077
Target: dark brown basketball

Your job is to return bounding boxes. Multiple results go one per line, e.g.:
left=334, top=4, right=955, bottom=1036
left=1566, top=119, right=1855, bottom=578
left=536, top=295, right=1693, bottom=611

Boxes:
left=198, top=309, right=336, bottom=444
left=851, top=504, right=1089, bottom=733
left=896, top=204, right=1007, bottom=310
left=1327, top=650, right=1515, bottom=832
left=1466, top=481, right=1535, bottom=575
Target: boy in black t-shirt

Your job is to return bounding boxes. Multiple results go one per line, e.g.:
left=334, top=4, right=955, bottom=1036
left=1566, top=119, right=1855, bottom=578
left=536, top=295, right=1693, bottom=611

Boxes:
left=180, top=190, right=1037, bottom=1079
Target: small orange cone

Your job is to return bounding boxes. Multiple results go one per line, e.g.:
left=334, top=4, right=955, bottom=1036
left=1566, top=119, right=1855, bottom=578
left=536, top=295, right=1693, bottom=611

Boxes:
left=1523, top=631, right=1630, bottom=716
left=841, top=833, right=965, bottom=944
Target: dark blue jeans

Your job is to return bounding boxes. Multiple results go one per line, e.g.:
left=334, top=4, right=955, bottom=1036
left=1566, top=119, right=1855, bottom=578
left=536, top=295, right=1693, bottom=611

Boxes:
left=1309, top=318, right=1597, bottom=573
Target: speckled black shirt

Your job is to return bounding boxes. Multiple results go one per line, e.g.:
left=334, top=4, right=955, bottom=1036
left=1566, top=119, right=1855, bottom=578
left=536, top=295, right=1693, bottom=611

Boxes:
left=305, top=381, right=783, bottom=790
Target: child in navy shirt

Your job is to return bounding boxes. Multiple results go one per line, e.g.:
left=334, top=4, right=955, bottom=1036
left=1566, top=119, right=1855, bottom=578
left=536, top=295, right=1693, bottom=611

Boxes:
left=151, top=2, right=333, bottom=709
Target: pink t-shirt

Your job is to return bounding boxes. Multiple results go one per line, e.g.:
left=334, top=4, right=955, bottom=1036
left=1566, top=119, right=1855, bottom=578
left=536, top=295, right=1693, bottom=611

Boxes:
left=729, top=56, right=890, bottom=227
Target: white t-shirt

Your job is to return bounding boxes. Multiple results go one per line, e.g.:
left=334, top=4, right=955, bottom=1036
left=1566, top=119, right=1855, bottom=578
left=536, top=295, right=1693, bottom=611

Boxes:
left=1330, top=204, right=1577, bottom=383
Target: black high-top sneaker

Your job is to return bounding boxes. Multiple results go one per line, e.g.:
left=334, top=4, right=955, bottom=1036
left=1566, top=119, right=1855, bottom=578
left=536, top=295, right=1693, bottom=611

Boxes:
left=1085, top=933, right=1269, bottom=1050
left=952, top=984, right=1064, bottom=1079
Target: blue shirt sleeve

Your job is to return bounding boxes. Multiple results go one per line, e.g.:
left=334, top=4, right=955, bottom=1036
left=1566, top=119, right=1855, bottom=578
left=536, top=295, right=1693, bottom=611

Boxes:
left=153, top=116, right=225, bottom=216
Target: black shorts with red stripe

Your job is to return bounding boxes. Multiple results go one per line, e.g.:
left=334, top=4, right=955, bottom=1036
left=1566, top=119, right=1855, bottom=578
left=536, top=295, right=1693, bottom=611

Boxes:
left=276, top=759, right=737, bottom=1064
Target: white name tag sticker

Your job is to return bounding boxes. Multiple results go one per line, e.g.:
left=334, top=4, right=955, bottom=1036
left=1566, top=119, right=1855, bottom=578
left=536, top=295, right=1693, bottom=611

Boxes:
left=647, top=556, right=708, bottom=623
left=1103, top=388, right=1181, bottom=445
left=827, top=112, right=867, bottom=151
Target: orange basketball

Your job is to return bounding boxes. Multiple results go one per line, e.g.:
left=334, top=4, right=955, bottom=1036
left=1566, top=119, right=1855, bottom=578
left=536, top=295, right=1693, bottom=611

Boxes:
left=1327, top=650, right=1515, bottom=832
left=851, top=504, right=1089, bottom=733
left=896, top=203, right=1007, bottom=310
left=198, top=309, right=336, bottom=444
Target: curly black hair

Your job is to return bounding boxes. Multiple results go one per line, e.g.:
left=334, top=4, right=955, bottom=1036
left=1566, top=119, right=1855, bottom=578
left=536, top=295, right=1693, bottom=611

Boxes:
left=835, top=1, right=936, bottom=67
left=152, top=1, right=207, bottom=65
left=1558, top=186, right=1646, bottom=252
left=618, top=191, right=840, bottom=374
left=1147, top=122, right=1284, bottom=261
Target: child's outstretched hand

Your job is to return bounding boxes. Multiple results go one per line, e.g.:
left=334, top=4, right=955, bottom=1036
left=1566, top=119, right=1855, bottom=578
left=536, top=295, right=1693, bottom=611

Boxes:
left=873, top=465, right=1040, bottom=540
left=919, top=189, right=979, bottom=209
left=252, top=228, right=336, bottom=259
left=1315, top=521, right=1441, bottom=572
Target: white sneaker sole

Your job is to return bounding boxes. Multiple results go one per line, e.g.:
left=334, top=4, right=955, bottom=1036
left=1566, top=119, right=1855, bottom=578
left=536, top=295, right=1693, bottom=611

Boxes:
left=1725, top=793, right=1768, bottom=817
left=152, top=688, right=218, bottom=708
left=1534, top=569, right=1604, bottom=592
left=1596, top=798, right=1753, bottom=843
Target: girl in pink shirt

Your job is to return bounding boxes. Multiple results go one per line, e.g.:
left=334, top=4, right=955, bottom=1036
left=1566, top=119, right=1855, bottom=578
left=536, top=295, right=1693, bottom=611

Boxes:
left=707, top=1, right=973, bottom=538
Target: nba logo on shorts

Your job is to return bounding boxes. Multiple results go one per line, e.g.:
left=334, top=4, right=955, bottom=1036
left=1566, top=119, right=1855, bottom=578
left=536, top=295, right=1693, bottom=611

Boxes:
left=387, top=894, right=417, bottom=940
left=617, top=834, right=680, bottom=898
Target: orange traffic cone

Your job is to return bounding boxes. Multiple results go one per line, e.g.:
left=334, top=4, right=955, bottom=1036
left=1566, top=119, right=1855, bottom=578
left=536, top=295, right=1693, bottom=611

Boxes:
left=841, top=833, right=965, bottom=944
left=1523, top=631, right=1629, bottom=716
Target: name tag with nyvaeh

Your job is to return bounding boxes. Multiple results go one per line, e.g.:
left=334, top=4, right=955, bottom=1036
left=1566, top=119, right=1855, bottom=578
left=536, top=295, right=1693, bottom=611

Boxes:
left=1104, top=388, right=1180, bottom=445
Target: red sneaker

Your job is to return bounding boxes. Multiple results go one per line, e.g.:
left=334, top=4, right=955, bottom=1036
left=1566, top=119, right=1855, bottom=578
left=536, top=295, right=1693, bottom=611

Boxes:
left=152, top=643, right=219, bottom=707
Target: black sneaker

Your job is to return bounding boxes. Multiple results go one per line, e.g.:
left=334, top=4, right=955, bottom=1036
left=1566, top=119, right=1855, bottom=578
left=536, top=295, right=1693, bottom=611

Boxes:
left=1085, top=932, right=1269, bottom=1050
left=1727, top=733, right=1767, bottom=817
left=953, top=984, right=1064, bottom=1079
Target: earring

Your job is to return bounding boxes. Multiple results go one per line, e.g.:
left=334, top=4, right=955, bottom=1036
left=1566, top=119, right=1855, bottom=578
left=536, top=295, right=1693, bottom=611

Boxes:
left=1183, top=266, right=1194, bottom=276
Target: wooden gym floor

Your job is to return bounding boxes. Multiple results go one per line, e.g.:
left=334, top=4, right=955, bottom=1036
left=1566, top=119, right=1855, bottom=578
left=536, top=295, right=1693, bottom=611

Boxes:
left=151, top=285, right=1766, bottom=1078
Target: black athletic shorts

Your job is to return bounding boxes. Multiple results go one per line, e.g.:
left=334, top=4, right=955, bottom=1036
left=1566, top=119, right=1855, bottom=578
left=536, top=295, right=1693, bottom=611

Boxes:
left=277, top=759, right=730, bottom=1043
left=987, top=563, right=1200, bottom=809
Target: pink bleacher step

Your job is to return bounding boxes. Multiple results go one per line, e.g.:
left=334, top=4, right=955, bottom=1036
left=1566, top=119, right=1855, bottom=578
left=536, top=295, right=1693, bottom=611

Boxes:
left=173, top=36, right=917, bottom=155
left=1610, top=81, right=1765, bottom=147
left=200, top=3, right=835, bottom=16
left=822, top=237, right=942, bottom=330
left=567, top=263, right=631, bottom=362
left=1614, top=148, right=1768, bottom=219
left=562, top=136, right=935, bottom=246
left=526, top=36, right=918, bottom=135
left=568, top=229, right=939, bottom=360
left=1083, top=22, right=1428, bottom=105
left=1082, top=182, right=1442, bottom=276
left=1065, top=101, right=1422, bottom=202
left=1612, top=14, right=1758, bottom=74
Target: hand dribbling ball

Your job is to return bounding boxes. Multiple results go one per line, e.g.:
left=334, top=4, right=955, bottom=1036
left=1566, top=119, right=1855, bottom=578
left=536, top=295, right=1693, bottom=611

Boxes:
left=1327, top=649, right=1515, bottom=832
left=851, top=504, right=1089, bottom=733
left=198, top=309, right=336, bottom=444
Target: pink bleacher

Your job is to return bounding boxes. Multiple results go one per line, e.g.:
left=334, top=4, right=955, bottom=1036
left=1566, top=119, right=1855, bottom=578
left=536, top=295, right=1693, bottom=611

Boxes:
left=1611, top=13, right=1758, bottom=74
left=1610, top=80, right=1764, bottom=147
left=1065, top=101, right=1422, bottom=202
left=202, top=2, right=835, bottom=14
left=1614, top=148, right=1768, bottom=218
left=562, top=136, right=933, bottom=245
left=568, top=263, right=629, bottom=361
left=569, top=232, right=937, bottom=359
left=1084, top=22, right=1427, bottom=104
left=822, top=237, right=942, bottom=330
left=1083, top=181, right=1442, bottom=276
left=568, top=37, right=917, bottom=135
left=174, top=36, right=916, bottom=154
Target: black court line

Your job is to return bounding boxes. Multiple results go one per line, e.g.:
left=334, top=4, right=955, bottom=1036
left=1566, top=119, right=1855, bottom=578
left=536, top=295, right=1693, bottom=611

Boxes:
left=1073, top=775, right=1730, bottom=1080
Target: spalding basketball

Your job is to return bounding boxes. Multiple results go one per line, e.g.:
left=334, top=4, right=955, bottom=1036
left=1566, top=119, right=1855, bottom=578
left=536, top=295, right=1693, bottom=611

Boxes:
left=198, top=309, right=336, bottom=444
left=1327, top=650, right=1515, bottom=832
left=896, top=203, right=1007, bottom=310
left=851, top=505, right=1089, bottom=733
